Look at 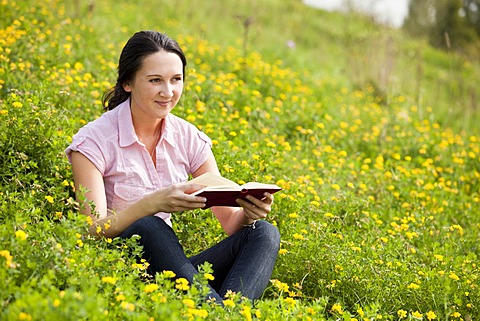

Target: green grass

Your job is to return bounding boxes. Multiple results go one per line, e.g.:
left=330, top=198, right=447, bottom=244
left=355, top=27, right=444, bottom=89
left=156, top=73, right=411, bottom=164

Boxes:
left=1, top=0, right=479, bottom=320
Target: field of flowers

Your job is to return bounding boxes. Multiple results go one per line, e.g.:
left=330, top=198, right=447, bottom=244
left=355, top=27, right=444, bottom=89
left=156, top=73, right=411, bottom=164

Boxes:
left=1, top=0, right=479, bottom=320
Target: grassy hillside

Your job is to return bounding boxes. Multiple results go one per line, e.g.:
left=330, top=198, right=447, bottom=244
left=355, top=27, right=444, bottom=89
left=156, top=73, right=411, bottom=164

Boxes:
left=1, top=0, right=479, bottom=320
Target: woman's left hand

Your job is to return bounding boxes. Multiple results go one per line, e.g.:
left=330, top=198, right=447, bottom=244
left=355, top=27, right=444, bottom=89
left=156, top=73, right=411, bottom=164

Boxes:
left=236, top=192, right=274, bottom=222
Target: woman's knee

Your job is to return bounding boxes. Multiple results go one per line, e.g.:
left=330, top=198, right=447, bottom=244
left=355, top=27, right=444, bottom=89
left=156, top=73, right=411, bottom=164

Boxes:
left=120, top=216, right=171, bottom=239
left=253, top=220, right=280, bottom=250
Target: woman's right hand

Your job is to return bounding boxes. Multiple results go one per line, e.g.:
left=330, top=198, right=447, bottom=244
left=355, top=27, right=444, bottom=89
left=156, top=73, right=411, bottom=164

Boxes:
left=143, top=183, right=207, bottom=214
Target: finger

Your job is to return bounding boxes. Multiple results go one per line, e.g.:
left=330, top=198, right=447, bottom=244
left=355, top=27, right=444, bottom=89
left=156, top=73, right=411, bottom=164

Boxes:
left=182, top=183, right=207, bottom=194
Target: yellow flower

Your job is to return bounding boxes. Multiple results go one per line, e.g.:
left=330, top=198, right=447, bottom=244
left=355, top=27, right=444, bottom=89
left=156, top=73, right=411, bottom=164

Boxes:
left=451, top=312, right=461, bottom=318
left=101, top=276, right=116, bottom=285
left=18, top=312, right=32, bottom=320
left=162, top=270, right=176, bottom=278
left=224, top=299, right=235, bottom=307
left=279, top=249, right=288, bottom=255
left=175, top=278, right=190, bottom=291
left=120, top=301, right=135, bottom=311
left=426, top=311, right=437, bottom=320
left=293, top=233, right=304, bottom=240
left=284, top=297, right=296, bottom=306
left=12, top=101, right=23, bottom=108
left=204, top=273, right=214, bottom=281
left=397, top=309, right=407, bottom=318
left=15, top=230, right=27, bottom=241
left=412, top=311, right=423, bottom=318
left=116, top=294, right=125, bottom=301
left=449, top=272, right=460, bottom=281
left=45, top=195, right=54, bottom=203
left=434, top=254, right=443, bottom=261
left=240, top=305, right=252, bottom=321
left=144, top=283, right=159, bottom=293
left=183, top=298, right=195, bottom=308
left=331, top=303, right=343, bottom=314
left=407, top=283, right=420, bottom=289
left=189, top=308, right=208, bottom=318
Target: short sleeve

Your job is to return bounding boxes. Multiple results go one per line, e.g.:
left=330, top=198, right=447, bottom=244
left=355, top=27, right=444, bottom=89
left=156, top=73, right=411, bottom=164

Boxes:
left=65, top=130, right=107, bottom=174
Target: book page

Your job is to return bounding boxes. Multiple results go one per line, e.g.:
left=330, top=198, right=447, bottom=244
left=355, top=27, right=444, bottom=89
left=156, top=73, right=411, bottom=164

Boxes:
left=189, top=172, right=239, bottom=187
left=241, top=182, right=281, bottom=190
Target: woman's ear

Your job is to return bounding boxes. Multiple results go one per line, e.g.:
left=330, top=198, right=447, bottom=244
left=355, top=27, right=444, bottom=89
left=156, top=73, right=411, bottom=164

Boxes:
left=123, top=82, right=132, bottom=93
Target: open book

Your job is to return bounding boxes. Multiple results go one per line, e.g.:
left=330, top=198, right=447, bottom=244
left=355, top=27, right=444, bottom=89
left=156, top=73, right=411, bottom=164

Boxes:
left=189, top=172, right=282, bottom=208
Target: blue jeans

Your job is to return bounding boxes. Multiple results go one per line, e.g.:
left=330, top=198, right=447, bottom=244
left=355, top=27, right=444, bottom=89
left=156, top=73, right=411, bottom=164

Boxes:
left=120, top=216, right=280, bottom=302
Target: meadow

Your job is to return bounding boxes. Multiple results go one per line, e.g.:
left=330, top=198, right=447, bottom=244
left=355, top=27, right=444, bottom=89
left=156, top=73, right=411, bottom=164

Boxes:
left=1, top=0, right=479, bottom=320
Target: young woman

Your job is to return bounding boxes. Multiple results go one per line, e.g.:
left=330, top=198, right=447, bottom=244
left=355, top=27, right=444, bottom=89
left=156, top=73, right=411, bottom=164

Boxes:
left=65, top=30, right=280, bottom=303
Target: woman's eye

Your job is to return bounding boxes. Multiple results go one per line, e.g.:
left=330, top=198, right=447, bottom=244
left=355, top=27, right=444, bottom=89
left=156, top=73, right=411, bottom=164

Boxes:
left=172, top=77, right=182, bottom=82
left=150, top=78, right=161, bottom=83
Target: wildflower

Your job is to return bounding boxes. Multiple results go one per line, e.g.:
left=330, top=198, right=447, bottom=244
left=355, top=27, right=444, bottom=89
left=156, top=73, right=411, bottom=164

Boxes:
left=449, top=272, right=460, bottom=281
left=288, top=212, right=298, bottom=219
left=279, top=249, right=288, bottom=255
left=183, top=298, right=195, bottom=308
left=331, top=184, right=340, bottom=191
left=271, top=279, right=289, bottom=292
left=284, top=297, right=296, bottom=306
left=162, top=270, right=176, bottom=278
left=412, top=311, right=423, bottom=319
left=45, top=195, right=54, bottom=203
left=12, top=101, right=23, bottom=108
left=331, top=303, right=344, bottom=314
left=120, top=301, right=135, bottom=312
left=397, top=309, right=407, bottom=318
left=293, top=233, right=304, bottom=240
left=451, top=312, right=461, bottom=318
left=434, top=254, right=443, bottom=261
left=189, top=308, right=208, bottom=318
left=426, top=311, right=437, bottom=320
left=53, top=299, right=60, bottom=307
left=223, top=299, right=235, bottom=308
left=101, top=276, right=116, bottom=285
left=175, top=278, right=190, bottom=291
left=324, top=212, right=334, bottom=218
left=18, top=312, right=32, bottom=320
left=116, top=294, right=125, bottom=301
left=1, top=250, right=14, bottom=268
left=240, top=305, right=252, bottom=321
left=204, top=273, right=214, bottom=281
left=144, top=283, right=159, bottom=293
left=407, top=283, right=420, bottom=290
left=15, top=230, right=27, bottom=241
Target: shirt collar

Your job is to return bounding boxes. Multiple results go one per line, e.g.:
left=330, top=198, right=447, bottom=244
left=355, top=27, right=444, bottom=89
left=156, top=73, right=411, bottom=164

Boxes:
left=118, top=98, right=177, bottom=148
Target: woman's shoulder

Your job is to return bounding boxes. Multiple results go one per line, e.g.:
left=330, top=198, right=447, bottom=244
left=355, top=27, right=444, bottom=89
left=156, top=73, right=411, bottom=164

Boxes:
left=72, top=107, right=121, bottom=146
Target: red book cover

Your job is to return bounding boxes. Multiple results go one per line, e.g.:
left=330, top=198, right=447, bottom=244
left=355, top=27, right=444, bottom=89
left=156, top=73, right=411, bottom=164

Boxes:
left=189, top=173, right=282, bottom=209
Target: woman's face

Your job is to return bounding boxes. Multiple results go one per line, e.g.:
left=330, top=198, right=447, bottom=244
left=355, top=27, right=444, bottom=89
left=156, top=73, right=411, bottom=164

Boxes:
left=123, top=51, right=184, bottom=122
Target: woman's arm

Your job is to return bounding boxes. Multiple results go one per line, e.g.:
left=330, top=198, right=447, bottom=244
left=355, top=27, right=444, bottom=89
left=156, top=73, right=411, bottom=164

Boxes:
left=192, top=151, right=274, bottom=236
left=71, top=151, right=207, bottom=238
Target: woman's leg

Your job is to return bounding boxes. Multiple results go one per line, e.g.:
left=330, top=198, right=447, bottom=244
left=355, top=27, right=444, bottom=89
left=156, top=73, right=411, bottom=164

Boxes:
left=189, top=220, right=280, bottom=300
left=119, top=216, right=224, bottom=303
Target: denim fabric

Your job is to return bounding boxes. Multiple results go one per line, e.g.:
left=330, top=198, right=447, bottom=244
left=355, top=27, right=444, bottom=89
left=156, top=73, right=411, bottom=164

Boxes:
left=119, top=216, right=280, bottom=302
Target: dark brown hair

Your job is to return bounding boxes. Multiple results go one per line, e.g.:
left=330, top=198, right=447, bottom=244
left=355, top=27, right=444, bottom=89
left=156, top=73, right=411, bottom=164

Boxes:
left=102, top=31, right=187, bottom=110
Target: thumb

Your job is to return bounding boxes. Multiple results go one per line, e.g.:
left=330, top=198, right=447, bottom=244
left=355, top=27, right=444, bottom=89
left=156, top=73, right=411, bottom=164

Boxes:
left=182, top=183, right=206, bottom=194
